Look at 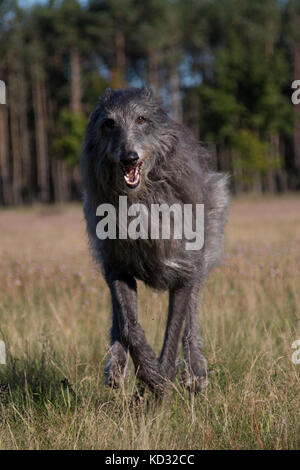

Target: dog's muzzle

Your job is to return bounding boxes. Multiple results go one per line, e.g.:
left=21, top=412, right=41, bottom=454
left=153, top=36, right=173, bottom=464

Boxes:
left=120, top=152, right=143, bottom=188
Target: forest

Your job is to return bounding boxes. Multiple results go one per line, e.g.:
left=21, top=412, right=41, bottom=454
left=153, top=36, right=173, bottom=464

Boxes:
left=0, top=0, right=300, bottom=205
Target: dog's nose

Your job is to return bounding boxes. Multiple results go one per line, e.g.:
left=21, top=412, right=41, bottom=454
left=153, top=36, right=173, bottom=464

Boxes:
left=121, top=152, right=139, bottom=166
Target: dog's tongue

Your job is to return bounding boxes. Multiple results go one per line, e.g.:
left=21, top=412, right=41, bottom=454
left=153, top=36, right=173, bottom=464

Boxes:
left=127, top=167, right=137, bottom=182
left=124, top=166, right=139, bottom=185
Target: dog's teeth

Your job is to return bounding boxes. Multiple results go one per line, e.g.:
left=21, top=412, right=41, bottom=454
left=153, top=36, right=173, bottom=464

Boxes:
left=121, top=162, right=143, bottom=188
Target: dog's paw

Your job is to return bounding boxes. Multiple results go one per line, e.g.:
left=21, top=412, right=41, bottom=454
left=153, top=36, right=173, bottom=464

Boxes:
left=181, top=367, right=209, bottom=394
left=135, top=363, right=169, bottom=395
left=104, top=343, right=129, bottom=388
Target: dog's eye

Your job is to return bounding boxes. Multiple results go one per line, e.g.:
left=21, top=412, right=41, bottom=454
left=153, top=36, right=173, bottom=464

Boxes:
left=103, top=118, right=115, bottom=130
left=136, top=116, right=146, bottom=125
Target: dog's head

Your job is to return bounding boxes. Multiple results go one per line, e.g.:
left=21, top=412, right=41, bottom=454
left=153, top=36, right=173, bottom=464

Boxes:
left=84, top=87, right=176, bottom=193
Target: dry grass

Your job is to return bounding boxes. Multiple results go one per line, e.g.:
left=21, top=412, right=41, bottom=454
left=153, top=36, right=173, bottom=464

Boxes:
left=0, top=196, right=299, bottom=449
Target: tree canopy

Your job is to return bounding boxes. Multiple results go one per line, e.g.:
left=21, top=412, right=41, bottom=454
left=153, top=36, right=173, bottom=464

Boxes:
left=0, top=0, right=299, bottom=204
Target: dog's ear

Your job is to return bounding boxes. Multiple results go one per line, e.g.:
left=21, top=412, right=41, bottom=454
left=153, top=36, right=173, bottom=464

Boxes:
left=141, top=87, right=153, bottom=100
left=98, top=88, right=113, bottom=105
left=104, top=88, right=113, bottom=98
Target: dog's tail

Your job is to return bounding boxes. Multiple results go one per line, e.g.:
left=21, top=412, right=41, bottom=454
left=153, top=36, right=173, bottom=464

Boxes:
left=204, top=171, right=230, bottom=273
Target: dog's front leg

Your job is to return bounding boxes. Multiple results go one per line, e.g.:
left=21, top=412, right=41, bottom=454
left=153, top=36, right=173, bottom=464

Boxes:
left=103, top=270, right=130, bottom=388
left=105, top=270, right=166, bottom=392
left=181, top=283, right=209, bottom=393
left=159, top=284, right=196, bottom=384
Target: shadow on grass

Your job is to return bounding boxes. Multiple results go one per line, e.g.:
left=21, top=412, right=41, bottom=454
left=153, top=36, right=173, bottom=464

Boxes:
left=0, top=339, right=162, bottom=418
left=0, top=335, right=78, bottom=413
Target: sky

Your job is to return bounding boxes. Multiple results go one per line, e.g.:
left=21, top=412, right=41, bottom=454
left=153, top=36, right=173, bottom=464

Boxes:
left=19, top=0, right=88, bottom=7
left=19, top=0, right=50, bottom=5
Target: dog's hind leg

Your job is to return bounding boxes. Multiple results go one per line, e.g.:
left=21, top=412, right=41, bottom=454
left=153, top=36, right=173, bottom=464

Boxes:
left=105, top=270, right=166, bottom=392
left=181, top=284, right=208, bottom=393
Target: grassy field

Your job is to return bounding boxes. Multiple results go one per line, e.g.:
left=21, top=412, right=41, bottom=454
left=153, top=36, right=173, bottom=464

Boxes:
left=0, top=196, right=299, bottom=450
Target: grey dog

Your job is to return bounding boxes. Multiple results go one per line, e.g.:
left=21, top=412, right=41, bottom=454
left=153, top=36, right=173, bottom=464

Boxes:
left=81, top=87, right=229, bottom=393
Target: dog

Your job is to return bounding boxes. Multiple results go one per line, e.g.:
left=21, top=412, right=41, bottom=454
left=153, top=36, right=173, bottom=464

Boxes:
left=81, top=87, right=229, bottom=393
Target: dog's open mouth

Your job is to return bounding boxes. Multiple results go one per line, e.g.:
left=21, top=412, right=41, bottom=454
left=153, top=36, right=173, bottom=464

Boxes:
left=121, top=162, right=143, bottom=188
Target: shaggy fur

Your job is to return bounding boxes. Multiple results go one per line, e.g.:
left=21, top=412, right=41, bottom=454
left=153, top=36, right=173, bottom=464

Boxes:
left=81, top=87, right=229, bottom=393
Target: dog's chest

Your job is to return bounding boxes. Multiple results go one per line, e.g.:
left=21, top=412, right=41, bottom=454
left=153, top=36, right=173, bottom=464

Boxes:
left=98, top=189, right=200, bottom=289
left=103, top=236, right=195, bottom=290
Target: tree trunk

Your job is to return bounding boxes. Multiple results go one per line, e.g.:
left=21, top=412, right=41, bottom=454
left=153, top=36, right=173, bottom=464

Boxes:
left=52, top=158, right=63, bottom=203
left=52, top=158, right=72, bottom=203
left=9, top=75, right=23, bottom=205
left=70, top=46, right=82, bottom=113
left=19, top=77, right=32, bottom=202
left=61, top=161, right=72, bottom=201
left=169, top=61, right=182, bottom=123
left=32, top=75, right=49, bottom=203
left=111, top=30, right=126, bottom=88
left=0, top=105, right=11, bottom=205
left=147, top=47, right=160, bottom=97
left=277, top=136, right=288, bottom=191
left=293, top=42, right=300, bottom=172
left=185, top=89, right=200, bottom=139
left=265, top=133, right=279, bottom=193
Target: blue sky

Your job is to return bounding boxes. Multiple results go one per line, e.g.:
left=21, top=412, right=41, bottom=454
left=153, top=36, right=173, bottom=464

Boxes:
left=19, top=0, right=88, bottom=6
left=19, top=0, right=50, bottom=5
